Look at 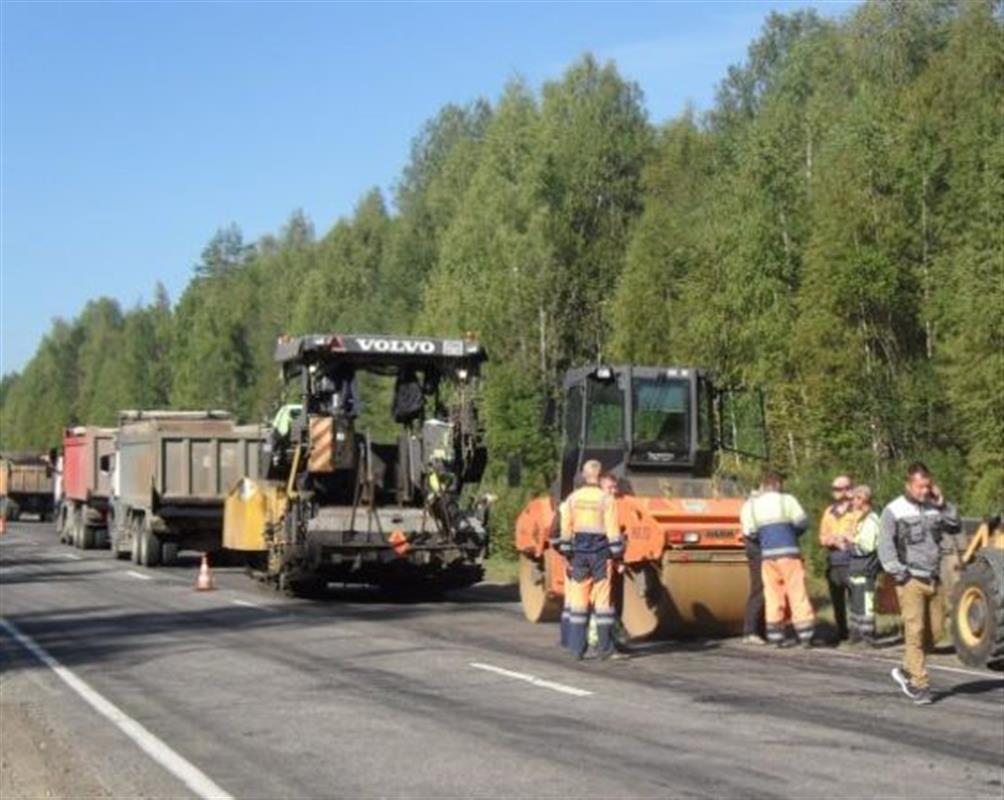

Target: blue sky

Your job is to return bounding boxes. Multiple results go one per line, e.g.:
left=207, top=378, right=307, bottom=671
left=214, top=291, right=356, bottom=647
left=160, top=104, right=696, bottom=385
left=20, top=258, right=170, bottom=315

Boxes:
left=1, top=0, right=858, bottom=373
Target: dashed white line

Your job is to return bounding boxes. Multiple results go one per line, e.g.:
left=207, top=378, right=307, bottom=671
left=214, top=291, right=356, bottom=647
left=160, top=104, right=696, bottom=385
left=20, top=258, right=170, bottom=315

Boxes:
left=824, top=647, right=1001, bottom=680
left=125, top=570, right=153, bottom=581
left=231, top=599, right=272, bottom=611
left=61, top=553, right=83, bottom=560
left=470, top=662, right=594, bottom=697
left=0, top=617, right=234, bottom=800
left=925, top=662, right=1003, bottom=679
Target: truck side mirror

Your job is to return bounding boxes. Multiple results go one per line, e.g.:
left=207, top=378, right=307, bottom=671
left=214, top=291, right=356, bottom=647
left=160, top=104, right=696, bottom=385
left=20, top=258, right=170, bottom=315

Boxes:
left=507, top=455, right=523, bottom=489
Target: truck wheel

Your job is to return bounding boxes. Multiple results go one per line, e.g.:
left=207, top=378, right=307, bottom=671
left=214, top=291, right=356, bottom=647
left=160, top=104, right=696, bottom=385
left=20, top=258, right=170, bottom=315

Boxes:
left=950, top=560, right=1004, bottom=667
left=161, top=541, right=180, bottom=566
left=129, top=517, right=141, bottom=564
left=96, top=528, right=110, bottom=549
left=57, top=507, right=68, bottom=544
left=518, top=553, right=561, bottom=622
left=110, top=513, right=129, bottom=559
left=70, top=508, right=83, bottom=549
left=138, top=521, right=161, bottom=568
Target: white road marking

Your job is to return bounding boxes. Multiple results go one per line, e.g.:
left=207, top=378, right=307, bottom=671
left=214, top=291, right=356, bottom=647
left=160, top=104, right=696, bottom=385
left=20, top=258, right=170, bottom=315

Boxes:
left=62, top=553, right=83, bottom=560
left=231, top=599, right=272, bottom=611
left=125, top=570, right=153, bottom=581
left=470, top=662, right=594, bottom=697
left=823, top=647, right=1000, bottom=680
left=0, top=617, right=234, bottom=800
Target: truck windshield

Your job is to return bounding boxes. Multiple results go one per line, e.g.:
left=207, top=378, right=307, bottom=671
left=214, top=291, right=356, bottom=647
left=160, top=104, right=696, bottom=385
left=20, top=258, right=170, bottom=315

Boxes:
left=632, top=378, right=690, bottom=453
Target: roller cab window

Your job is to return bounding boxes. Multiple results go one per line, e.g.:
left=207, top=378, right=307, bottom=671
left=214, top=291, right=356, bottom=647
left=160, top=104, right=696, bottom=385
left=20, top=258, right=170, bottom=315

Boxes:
left=585, top=379, right=625, bottom=448
left=630, top=377, right=690, bottom=463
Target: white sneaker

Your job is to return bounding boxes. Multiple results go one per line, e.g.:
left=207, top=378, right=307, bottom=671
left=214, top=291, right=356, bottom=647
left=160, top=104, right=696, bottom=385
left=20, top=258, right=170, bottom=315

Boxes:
left=891, top=667, right=921, bottom=699
left=742, top=634, right=767, bottom=646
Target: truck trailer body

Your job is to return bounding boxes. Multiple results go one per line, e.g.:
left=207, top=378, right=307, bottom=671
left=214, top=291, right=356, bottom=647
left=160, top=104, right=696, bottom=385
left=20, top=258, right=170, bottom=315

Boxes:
left=58, top=426, right=116, bottom=549
left=0, top=453, right=55, bottom=521
left=111, top=411, right=263, bottom=566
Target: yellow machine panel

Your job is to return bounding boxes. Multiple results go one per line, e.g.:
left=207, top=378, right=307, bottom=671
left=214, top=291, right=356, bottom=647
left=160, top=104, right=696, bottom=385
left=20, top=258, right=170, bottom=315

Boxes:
left=223, top=478, right=287, bottom=552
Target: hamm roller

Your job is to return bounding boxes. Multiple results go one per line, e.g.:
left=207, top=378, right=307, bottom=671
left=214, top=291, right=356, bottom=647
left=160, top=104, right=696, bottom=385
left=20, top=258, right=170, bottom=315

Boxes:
left=514, top=365, right=767, bottom=638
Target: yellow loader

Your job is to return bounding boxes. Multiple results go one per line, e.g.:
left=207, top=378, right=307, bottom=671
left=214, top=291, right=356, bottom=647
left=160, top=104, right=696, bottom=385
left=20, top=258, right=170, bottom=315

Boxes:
left=949, top=515, right=1004, bottom=667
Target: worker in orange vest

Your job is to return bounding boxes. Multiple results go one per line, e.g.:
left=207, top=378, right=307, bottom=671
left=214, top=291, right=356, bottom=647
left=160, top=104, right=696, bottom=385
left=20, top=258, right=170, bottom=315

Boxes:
left=819, top=474, right=857, bottom=641
left=558, top=460, right=623, bottom=660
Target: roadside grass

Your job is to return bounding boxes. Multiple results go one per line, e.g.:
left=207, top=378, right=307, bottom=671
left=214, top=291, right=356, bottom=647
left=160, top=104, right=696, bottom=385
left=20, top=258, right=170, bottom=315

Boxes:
left=484, top=553, right=519, bottom=585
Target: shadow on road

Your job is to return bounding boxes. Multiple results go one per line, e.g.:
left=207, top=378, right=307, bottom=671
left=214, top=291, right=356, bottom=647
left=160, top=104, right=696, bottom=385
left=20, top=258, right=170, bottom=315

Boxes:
left=934, top=678, right=1004, bottom=703
left=0, top=568, right=111, bottom=585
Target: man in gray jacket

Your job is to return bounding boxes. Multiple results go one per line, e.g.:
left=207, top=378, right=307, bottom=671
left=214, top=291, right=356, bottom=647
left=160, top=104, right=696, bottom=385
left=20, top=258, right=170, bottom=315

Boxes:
left=878, top=462, right=961, bottom=705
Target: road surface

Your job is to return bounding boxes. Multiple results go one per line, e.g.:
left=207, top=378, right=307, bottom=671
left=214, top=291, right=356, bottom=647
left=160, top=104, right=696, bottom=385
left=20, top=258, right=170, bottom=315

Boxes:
left=1, top=521, right=1002, bottom=799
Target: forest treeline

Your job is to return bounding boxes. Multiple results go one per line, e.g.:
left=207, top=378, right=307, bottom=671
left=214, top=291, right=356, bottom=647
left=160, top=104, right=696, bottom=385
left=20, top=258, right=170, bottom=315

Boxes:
left=2, top=1, right=1001, bottom=549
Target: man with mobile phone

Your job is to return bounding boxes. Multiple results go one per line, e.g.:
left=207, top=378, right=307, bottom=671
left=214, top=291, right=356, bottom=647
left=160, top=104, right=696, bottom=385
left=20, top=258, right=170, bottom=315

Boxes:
left=878, top=462, right=961, bottom=705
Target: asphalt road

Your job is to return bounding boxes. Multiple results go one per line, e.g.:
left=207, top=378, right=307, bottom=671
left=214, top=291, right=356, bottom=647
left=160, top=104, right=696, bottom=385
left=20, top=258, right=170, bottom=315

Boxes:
left=1, top=520, right=1002, bottom=799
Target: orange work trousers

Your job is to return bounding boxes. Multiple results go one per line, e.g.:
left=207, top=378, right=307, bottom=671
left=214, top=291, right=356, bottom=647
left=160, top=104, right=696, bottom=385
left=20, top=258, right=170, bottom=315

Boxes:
left=762, top=557, right=815, bottom=645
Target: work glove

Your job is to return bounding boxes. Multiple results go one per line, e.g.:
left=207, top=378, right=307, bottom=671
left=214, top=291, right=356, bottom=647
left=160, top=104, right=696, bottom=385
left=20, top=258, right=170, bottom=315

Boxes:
left=609, top=540, right=625, bottom=561
left=555, top=539, right=573, bottom=558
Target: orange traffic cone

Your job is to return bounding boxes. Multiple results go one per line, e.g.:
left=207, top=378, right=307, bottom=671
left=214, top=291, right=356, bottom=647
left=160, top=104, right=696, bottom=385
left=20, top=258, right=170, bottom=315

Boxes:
left=195, top=553, right=215, bottom=591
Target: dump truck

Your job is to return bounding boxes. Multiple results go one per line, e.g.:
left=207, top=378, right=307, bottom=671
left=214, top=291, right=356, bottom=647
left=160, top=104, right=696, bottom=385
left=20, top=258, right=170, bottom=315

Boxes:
left=223, top=333, right=490, bottom=595
left=111, top=411, right=263, bottom=566
left=514, top=365, right=766, bottom=638
left=57, top=426, right=116, bottom=549
left=0, top=452, right=55, bottom=521
left=949, top=515, right=1004, bottom=667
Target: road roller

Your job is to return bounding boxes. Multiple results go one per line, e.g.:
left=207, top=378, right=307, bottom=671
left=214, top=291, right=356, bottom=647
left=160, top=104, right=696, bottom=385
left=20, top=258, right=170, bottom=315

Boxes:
left=514, top=364, right=767, bottom=639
